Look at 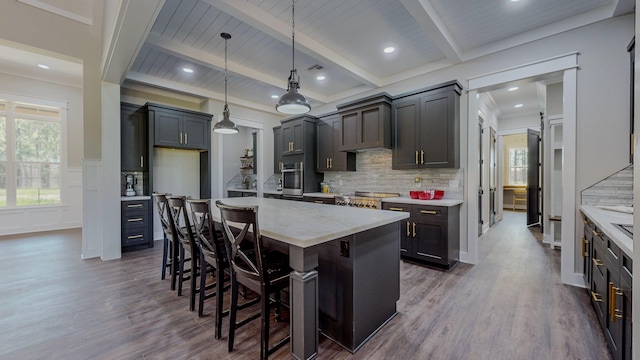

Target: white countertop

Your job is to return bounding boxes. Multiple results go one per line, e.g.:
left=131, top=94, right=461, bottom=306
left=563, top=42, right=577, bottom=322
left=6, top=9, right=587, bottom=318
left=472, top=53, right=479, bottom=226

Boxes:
left=381, top=197, right=463, bottom=207
left=302, top=192, right=342, bottom=198
left=121, top=196, right=151, bottom=201
left=580, top=205, right=633, bottom=257
left=210, top=197, right=409, bottom=248
left=227, top=188, right=257, bottom=193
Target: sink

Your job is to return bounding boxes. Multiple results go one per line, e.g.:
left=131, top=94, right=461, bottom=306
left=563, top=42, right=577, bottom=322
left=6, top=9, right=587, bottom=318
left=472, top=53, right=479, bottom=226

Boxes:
left=613, top=223, right=633, bottom=239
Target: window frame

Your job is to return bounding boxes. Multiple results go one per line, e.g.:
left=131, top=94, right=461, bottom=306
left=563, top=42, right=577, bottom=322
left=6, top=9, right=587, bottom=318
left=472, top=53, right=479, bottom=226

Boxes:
left=0, top=94, right=67, bottom=209
left=507, top=146, right=528, bottom=186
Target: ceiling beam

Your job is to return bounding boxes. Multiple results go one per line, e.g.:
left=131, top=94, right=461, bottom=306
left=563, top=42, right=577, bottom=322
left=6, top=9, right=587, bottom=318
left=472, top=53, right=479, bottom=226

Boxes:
left=126, top=71, right=279, bottom=114
left=398, top=0, right=462, bottom=64
left=203, top=0, right=381, bottom=88
left=144, top=33, right=329, bottom=103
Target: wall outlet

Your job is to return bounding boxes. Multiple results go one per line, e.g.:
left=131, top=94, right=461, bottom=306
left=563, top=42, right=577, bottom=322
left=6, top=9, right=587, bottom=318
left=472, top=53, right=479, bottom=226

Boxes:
left=449, top=179, right=460, bottom=188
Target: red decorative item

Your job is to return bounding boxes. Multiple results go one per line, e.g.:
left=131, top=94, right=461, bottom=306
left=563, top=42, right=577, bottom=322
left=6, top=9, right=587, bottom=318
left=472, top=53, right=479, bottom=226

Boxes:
left=418, top=192, right=432, bottom=200
left=409, top=190, right=422, bottom=199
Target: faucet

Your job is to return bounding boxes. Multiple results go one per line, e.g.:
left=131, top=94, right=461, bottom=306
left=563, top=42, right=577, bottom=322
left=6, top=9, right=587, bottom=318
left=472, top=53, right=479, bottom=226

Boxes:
left=242, top=175, right=251, bottom=189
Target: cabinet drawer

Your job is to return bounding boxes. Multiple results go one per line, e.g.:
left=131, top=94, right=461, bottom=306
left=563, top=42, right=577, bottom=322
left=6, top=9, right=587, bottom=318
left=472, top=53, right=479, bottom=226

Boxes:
left=382, top=203, right=411, bottom=212
left=122, top=210, right=149, bottom=229
left=122, top=200, right=149, bottom=211
left=605, top=236, right=621, bottom=265
left=622, top=253, right=633, bottom=280
left=122, top=226, right=151, bottom=247
left=413, top=205, right=447, bottom=222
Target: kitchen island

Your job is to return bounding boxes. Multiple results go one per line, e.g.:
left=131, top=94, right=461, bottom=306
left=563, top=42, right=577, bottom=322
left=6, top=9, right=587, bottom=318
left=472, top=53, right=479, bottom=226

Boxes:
left=210, top=197, right=409, bottom=360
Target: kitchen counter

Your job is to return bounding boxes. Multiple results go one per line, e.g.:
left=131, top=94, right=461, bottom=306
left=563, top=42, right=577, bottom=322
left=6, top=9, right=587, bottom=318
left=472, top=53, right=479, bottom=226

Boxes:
left=382, top=197, right=463, bottom=207
left=211, top=197, right=409, bottom=358
left=580, top=205, right=633, bottom=257
left=302, top=192, right=342, bottom=198
left=227, top=188, right=257, bottom=193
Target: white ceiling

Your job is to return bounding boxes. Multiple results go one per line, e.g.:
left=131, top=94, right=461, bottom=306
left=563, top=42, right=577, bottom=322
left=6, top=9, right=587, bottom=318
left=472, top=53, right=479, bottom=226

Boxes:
left=0, top=0, right=634, bottom=115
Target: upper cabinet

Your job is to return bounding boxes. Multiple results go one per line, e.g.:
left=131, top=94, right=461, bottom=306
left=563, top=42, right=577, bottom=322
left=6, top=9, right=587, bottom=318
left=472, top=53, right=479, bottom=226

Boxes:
left=628, top=37, right=634, bottom=164
left=147, top=103, right=212, bottom=150
left=279, top=115, right=317, bottom=157
left=317, top=113, right=356, bottom=172
left=336, top=93, right=392, bottom=152
left=392, top=81, right=462, bottom=169
left=120, top=103, right=148, bottom=172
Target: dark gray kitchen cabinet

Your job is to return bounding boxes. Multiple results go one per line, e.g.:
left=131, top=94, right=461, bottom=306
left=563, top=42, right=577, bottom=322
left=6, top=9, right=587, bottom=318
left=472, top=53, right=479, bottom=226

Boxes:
left=336, top=93, right=392, bottom=152
left=121, top=199, right=153, bottom=251
left=582, top=218, right=594, bottom=287
left=120, top=103, right=147, bottom=172
left=273, top=126, right=282, bottom=173
left=583, top=214, right=633, bottom=360
left=281, top=117, right=305, bottom=155
left=303, top=195, right=335, bottom=205
left=147, top=103, right=210, bottom=150
left=392, top=81, right=462, bottom=169
left=383, top=202, right=460, bottom=270
left=263, top=193, right=282, bottom=199
left=628, top=37, right=634, bottom=163
left=317, top=113, right=356, bottom=172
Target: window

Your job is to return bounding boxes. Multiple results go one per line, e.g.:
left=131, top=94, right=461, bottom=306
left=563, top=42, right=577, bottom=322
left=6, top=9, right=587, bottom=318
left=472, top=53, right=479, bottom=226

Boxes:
left=0, top=97, right=64, bottom=207
left=508, top=147, right=527, bottom=185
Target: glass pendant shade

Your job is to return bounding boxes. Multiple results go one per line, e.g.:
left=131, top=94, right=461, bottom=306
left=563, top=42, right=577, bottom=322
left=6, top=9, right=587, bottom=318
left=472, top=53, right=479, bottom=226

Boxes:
left=213, top=104, right=238, bottom=134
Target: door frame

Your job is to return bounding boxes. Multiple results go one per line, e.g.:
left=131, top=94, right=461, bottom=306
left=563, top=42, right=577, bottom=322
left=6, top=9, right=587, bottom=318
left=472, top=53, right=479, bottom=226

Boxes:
left=465, top=52, right=582, bottom=287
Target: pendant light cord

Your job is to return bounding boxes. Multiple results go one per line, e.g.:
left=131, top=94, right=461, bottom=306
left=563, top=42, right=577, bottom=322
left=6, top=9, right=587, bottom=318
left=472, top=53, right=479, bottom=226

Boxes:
left=224, top=35, right=228, bottom=106
left=291, top=0, right=295, bottom=74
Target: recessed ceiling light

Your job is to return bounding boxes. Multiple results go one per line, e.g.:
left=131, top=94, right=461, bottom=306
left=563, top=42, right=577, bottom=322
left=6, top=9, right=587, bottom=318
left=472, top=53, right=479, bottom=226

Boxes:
left=508, top=86, right=519, bottom=91
left=510, top=0, right=520, bottom=2
left=383, top=47, right=395, bottom=54
left=182, top=67, right=194, bottom=74
left=271, top=95, right=279, bottom=99
left=316, top=75, right=326, bottom=81
left=514, top=104, right=524, bottom=108
left=38, top=64, right=50, bottom=70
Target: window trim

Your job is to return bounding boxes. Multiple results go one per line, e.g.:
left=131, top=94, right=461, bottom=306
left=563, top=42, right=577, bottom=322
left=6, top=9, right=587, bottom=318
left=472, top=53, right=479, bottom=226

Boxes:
left=507, top=146, right=528, bottom=186
left=0, top=93, right=68, bottom=208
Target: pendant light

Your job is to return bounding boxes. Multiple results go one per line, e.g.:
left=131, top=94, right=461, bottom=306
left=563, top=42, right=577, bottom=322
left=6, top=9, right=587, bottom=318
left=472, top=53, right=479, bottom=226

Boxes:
left=276, top=0, right=311, bottom=115
left=213, top=32, right=239, bottom=134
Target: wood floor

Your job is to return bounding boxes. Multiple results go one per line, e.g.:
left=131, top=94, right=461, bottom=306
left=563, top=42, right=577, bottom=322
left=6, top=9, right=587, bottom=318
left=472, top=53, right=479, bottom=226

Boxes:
left=0, top=211, right=611, bottom=360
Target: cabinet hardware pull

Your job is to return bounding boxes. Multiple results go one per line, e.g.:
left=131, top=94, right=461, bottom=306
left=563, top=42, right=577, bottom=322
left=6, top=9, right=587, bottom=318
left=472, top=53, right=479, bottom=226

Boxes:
left=314, top=201, right=323, bottom=204
left=185, top=133, right=188, bottom=144
left=591, top=291, right=603, bottom=302
left=592, top=258, right=603, bottom=267
left=609, top=282, right=623, bottom=322
left=406, top=221, right=410, bottom=236
left=415, top=150, right=419, bottom=164
left=592, top=229, right=601, bottom=236
left=140, top=156, right=143, bottom=168
left=127, top=204, right=143, bottom=208
left=128, top=235, right=143, bottom=239
left=180, top=132, right=183, bottom=144
left=420, top=210, right=437, bottom=215
left=279, top=162, right=283, bottom=171
left=421, top=150, right=424, bottom=164
left=389, top=207, right=405, bottom=211
left=329, top=158, right=333, bottom=168
left=412, top=222, right=416, bottom=237
left=581, top=238, right=588, bottom=257
left=128, top=218, right=143, bottom=222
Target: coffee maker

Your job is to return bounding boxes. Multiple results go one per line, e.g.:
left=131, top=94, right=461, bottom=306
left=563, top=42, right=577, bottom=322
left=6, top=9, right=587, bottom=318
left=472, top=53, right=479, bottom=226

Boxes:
left=124, top=173, right=137, bottom=196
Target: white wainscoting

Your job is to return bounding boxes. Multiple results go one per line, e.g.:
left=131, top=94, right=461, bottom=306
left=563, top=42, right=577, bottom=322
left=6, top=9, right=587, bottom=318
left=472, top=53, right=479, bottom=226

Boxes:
left=81, top=160, right=102, bottom=259
left=0, top=166, right=83, bottom=236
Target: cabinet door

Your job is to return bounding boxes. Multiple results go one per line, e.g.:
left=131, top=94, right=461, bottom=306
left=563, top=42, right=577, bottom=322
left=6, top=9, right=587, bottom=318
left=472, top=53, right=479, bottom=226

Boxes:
left=154, top=110, right=183, bottom=148
left=605, top=273, right=623, bottom=360
left=620, top=267, right=632, bottom=360
left=317, top=119, right=332, bottom=172
left=182, top=115, right=208, bottom=149
left=360, top=106, right=384, bottom=148
left=591, top=242, right=607, bottom=327
left=414, top=221, right=447, bottom=265
left=282, top=120, right=304, bottom=155
left=121, top=105, right=147, bottom=172
left=329, top=116, right=355, bottom=171
left=583, top=222, right=594, bottom=286
left=392, top=98, right=420, bottom=169
left=382, top=203, right=412, bottom=255
left=339, top=111, right=359, bottom=151
left=421, top=92, right=457, bottom=167
left=273, top=127, right=283, bottom=174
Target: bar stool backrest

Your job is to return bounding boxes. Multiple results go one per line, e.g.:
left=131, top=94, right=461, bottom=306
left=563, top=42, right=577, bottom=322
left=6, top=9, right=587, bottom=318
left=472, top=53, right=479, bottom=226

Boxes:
left=188, top=199, right=225, bottom=267
left=166, top=196, right=197, bottom=254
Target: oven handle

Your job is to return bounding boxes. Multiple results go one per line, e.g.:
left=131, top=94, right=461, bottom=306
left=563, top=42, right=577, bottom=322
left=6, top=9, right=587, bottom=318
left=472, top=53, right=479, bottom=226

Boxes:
left=281, top=168, right=299, bottom=173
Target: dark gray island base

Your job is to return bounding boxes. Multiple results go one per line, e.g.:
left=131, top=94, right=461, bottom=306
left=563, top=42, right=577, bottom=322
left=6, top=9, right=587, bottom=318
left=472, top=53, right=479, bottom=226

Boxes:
left=210, top=197, right=408, bottom=359
left=317, top=221, right=400, bottom=352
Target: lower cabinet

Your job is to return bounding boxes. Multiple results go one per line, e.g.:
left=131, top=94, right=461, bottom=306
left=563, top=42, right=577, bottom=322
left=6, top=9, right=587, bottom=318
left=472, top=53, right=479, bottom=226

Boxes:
left=303, top=195, right=335, bottom=205
left=383, top=202, right=460, bottom=270
left=583, top=215, right=633, bottom=360
left=121, top=199, right=153, bottom=251
left=263, top=193, right=282, bottom=199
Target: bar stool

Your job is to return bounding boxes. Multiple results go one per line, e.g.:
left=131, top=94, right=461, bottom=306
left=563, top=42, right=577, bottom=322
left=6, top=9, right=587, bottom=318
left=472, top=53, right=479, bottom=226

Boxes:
left=187, top=199, right=231, bottom=339
left=215, top=200, right=291, bottom=360
left=152, top=193, right=178, bottom=289
left=166, top=196, right=199, bottom=309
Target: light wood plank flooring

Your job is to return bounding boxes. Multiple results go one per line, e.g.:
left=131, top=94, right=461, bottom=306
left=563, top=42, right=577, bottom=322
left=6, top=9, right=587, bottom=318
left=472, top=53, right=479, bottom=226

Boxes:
left=0, top=211, right=611, bottom=359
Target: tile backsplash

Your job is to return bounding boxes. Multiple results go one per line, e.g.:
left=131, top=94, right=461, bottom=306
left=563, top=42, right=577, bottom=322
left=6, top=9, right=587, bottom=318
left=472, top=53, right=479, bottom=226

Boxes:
left=581, top=165, right=633, bottom=206
left=321, top=148, right=464, bottom=199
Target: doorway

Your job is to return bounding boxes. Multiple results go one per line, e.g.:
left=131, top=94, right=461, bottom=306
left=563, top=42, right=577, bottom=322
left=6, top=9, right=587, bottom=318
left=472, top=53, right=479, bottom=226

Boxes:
left=465, top=53, right=581, bottom=287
